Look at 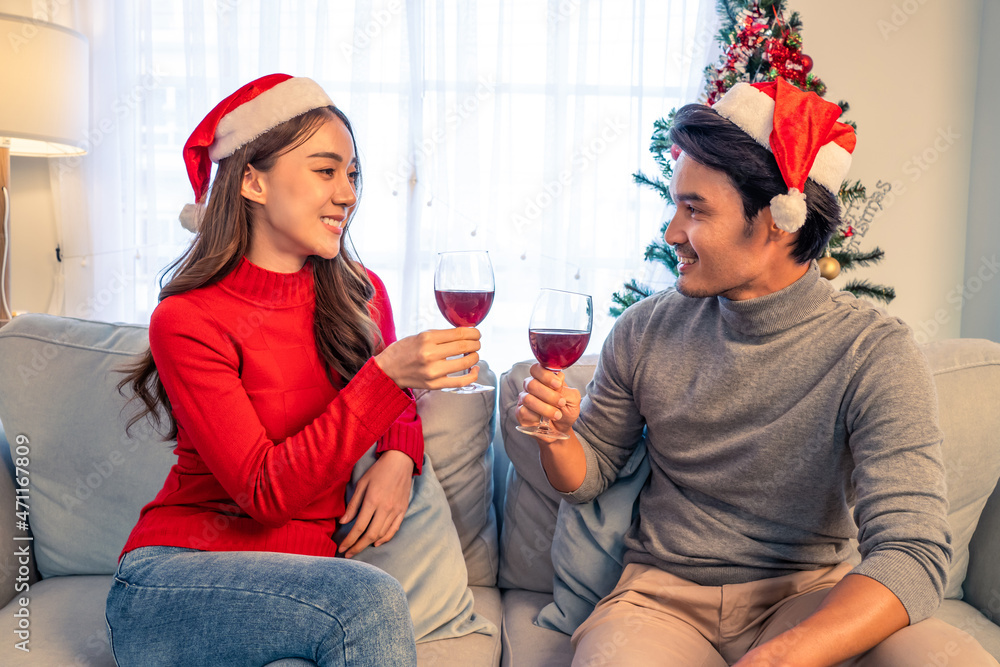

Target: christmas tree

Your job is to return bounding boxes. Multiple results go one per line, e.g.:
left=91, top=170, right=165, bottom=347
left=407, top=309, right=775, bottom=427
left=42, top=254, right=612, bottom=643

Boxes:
left=612, top=0, right=895, bottom=317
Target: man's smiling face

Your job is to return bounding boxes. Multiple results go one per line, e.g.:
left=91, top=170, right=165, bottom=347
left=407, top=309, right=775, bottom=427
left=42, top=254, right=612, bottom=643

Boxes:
left=665, top=153, right=793, bottom=301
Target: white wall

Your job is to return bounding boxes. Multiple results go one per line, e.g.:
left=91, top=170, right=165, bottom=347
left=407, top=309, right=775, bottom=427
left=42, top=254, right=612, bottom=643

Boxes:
left=791, top=0, right=983, bottom=343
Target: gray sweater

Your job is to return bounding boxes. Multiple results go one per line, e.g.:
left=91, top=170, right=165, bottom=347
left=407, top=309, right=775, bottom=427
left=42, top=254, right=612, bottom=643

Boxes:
left=567, top=262, right=952, bottom=623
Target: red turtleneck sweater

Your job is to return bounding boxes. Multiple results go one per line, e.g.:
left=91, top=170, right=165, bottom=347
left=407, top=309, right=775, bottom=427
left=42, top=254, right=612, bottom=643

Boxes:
left=120, top=257, right=423, bottom=558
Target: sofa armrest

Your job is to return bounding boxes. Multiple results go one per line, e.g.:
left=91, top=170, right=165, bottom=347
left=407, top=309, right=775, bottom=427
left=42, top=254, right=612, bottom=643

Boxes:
left=964, top=479, right=1000, bottom=617
left=0, top=426, right=39, bottom=610
left=0, top=450, right=17, bottom=609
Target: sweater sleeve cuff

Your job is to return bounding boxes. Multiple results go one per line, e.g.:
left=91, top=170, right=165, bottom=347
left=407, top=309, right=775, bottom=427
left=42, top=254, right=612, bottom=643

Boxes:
left=340, top=358, right=412, bottom=442
left=376, top=420, right=425, bottom=475
left=557, top=435, right=603, bottom=503
left=850, top=549, right=945, bottom=624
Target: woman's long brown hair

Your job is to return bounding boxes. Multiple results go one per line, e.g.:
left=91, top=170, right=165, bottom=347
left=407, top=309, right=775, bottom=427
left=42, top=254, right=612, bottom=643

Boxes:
left=118, top=106, right=381, bottom=440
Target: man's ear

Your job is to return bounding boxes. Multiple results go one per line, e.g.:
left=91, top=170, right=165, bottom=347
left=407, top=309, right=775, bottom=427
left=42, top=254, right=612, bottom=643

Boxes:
left=241, top=165, right=267, bottom=205
left=760, top=206, right=798, bottom=246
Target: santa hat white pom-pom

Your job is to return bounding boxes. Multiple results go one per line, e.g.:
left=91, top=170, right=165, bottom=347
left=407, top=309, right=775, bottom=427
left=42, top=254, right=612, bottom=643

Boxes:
left=769, top=188, right=807, bottom=233
left=179, top=203, right=205, bottom=233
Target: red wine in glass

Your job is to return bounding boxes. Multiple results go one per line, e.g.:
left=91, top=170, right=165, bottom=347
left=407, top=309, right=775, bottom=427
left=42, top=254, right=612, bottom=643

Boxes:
left=434, top=290, right=495, bottom=328
left=529, top=329, right=590, bottom=370
left=516, top=289, right=593, bottom=440
left=433, top=251, right=496, bottom=394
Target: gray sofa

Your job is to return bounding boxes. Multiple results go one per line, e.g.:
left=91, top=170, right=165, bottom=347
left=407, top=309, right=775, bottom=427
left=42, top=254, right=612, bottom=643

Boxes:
left=0, top=314, right=501, bottom=666
left=1, top=313, right=999, bottom=666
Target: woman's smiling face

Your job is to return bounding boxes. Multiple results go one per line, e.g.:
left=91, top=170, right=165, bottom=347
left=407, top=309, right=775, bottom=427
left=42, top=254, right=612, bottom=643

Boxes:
left=242, top=115, right=359, bottom=273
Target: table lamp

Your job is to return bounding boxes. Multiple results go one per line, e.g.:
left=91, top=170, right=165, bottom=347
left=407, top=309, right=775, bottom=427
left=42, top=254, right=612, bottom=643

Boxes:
left=0, top=13, right=89, bottom=326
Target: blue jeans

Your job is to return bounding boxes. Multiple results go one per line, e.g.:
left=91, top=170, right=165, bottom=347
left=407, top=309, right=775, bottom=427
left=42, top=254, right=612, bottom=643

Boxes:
left=105, top=546, right=417, bottom=667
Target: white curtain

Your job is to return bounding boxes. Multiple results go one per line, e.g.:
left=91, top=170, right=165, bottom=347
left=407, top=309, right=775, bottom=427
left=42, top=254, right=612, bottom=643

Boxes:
left=42, top=0, right=145, bottom=322
left=70, top=0, right=717, bottom=371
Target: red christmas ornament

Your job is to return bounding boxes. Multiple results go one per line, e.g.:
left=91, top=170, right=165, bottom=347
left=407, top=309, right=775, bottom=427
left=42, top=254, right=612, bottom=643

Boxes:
left=801, top=53, right=814, bottom=73
left=764, top=37, right=811, bottom=88
left=770, top=44, right=789, bottom=62
left=844, top=226, right=854, bottom=238
left=783, top=53, right=809, bottom=85
left=670, top=144, right=682, bottom=160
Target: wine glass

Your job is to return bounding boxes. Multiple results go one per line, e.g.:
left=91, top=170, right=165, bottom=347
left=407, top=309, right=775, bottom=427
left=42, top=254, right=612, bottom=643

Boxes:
left=516, top=289, right=592, bottom=439
left=434, top=251, right=495, bottom=394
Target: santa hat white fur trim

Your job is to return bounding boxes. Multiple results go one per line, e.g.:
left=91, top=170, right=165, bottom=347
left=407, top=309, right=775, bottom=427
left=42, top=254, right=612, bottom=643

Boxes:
left=208, top=77, right=334, bottom=162
left=769, top=188, right=808, bottom=232
left=809, top=141, right=852, bottom=193
left=712, top=82, right=850, bottom=197
left=712, top=83, right=775, bottom=150
left=179, top=202, right=205, bottom=233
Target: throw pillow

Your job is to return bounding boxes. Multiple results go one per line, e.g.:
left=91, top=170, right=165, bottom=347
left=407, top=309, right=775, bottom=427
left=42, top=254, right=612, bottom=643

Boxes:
left=413, top=370, right=499, bottom=587
left=536, top=439, right=650, bottom=635
left=338, top=445, right=497, bottom=643
left=0, top=314, right=176, bottom=578
left=497, top=357, right=599, bottom=593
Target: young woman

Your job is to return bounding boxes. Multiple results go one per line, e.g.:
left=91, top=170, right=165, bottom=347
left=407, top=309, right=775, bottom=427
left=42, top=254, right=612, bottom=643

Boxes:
left=106, top=74, right=482, bottom=667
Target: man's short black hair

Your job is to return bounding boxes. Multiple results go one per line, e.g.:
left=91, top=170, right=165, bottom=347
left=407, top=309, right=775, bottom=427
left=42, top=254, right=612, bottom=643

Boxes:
left=669, top=103, right=841, bottom=264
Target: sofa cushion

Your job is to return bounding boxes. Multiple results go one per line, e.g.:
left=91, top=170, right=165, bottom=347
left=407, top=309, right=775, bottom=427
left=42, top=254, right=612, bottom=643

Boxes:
left=341, top=447, right=496, bottom=642
left=414, top=373, right=499, bottom=587
left=536, top=440, right=650, bottom=635
left=497, top=356, right=600, bottom=592
left=922, top=338, right=1000, bottom=600
left=0, top=314, right=176, bottom=578
left=501, top=589, right=573, bottom=667
left=417, top=586, right=503, bottom=667
left=0, top=575, right=116, bottom=666
left=496, top=469, right=558, bottom=592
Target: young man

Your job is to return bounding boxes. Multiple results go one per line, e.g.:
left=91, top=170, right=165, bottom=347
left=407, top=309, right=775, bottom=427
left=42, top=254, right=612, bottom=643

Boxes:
left=517, top=79, right=998, bottom=666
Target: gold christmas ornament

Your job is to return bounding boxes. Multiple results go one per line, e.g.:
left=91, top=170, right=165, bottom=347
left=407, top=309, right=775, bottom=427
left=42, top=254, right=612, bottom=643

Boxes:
left=818, top=255, right=841, bottom=280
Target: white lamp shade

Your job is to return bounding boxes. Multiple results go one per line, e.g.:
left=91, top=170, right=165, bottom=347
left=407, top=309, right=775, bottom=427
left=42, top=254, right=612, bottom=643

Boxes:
left=0, top=13, right=89, bottom=157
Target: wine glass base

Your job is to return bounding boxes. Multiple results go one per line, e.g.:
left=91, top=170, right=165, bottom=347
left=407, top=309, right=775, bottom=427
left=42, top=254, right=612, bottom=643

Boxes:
left=515, top=424, right=570, bottom=440
left=441, top=382, right=495, bottom=394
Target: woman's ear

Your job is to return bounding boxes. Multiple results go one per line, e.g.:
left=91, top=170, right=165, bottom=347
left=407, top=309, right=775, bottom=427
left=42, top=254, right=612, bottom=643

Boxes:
left=241, top=165, right=267, bottom=205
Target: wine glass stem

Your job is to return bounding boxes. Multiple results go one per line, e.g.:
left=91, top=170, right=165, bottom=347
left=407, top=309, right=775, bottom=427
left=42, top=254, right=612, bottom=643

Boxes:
left=540, top=367, right=562, bottom=428
left=457, top=366, right=475, bottom=391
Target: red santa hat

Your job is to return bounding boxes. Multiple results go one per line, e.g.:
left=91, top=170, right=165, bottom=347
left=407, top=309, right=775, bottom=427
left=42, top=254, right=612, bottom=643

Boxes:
left=179, top=73, right=334, bottom=232
left=711, top=77, right=856, bottom=233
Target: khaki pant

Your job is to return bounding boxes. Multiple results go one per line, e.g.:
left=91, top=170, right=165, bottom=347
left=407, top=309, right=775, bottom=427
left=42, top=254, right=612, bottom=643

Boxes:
left=571, top=562, right=998, bottom=667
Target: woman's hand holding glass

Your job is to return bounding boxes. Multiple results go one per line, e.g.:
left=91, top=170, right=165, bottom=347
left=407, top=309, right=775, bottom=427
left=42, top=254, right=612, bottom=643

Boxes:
left=433, top=251, right=495, bottom=393
left=374, top=328, right=482, bottom=390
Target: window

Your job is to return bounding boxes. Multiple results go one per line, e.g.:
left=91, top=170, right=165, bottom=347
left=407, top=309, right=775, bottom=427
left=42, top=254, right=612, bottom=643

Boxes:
left=73, top=0, right=714, bottom=371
